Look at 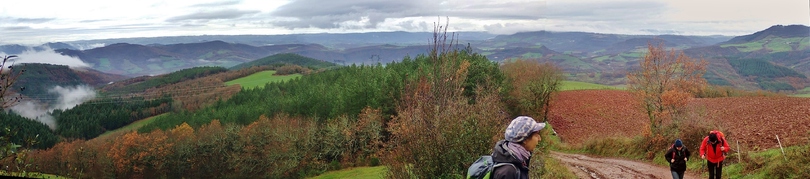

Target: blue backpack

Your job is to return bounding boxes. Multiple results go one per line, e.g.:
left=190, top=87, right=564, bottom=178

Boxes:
left=466, top=155, right=519, bottom=179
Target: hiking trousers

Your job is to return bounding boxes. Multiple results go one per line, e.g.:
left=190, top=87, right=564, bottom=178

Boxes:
left=707, top=161, right=723, bottom=179
left=670, top=170, right=684, bottom=179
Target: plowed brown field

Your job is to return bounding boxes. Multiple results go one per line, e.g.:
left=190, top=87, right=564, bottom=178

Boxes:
left=549, top=89, right=810, bottom=150
left=688, top=96, right=810, bottom=148
left=548, top=90, right=647, bottom=145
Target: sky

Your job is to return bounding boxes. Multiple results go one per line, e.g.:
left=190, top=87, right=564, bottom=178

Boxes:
left=1, top=0, right=808, bottom=45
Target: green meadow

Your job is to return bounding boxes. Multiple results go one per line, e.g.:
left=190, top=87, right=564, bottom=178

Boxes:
left=97, top=113, right=168, bottom=138
left=560, top=80, right=623, bottom=91
left=225, top=70, right=302, bottom=89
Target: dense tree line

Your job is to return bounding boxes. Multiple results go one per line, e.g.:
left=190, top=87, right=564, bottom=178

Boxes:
left=0, top=112, right=58, bottom=149
left=728, top=58, right=806, bottom=91
left=728, top=58, right=806, bottom=78
left=15, top=63, right=86, bottom=99
left=140, top=48, right=502, bottom=132
left=229, top=53, right=336, bottom=70
left=26, top=44, right=513, bottom=178
left=103, top=66, right=227, bottom=93
left=53, top=96, right=172, bottom=139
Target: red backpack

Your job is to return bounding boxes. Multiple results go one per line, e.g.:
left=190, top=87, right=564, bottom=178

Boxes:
left=709, top=130, right=726, bottom=145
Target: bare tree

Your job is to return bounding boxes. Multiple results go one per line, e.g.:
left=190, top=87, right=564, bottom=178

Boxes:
left=1, top=55, right=25, bottom=110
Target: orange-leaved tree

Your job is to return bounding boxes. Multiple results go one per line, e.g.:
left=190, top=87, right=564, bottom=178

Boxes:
left=627, top=42, right=707, bottom=136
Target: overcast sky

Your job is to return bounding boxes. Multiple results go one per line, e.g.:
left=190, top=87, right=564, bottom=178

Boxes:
left=1, top=0, right=808, bottom=45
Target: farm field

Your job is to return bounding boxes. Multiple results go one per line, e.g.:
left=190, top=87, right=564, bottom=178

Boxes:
left=688, top=96, right=810, bottom=148
left=549, top=90, right=810, bottom=149
left=548, top=90, right=646, bottom=145
left=560, top=80, right=623, bottom=91
left=96, top=113, right=168, bottom=139
left=225, top=70, right=302, bottom=89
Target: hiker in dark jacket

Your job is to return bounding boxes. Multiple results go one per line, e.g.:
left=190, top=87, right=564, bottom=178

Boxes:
left=491, top=116, right=546, bottom=179
left=664, top=139, right=690, bottom=179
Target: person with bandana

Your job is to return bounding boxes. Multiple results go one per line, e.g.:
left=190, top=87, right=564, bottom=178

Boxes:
left=491, top=116, right=546, bottom=179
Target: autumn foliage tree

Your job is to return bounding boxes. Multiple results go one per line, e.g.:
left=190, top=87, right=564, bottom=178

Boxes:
left=627, top=42, right=707, bottom=136
left=501, top=59, right=564, bottom=121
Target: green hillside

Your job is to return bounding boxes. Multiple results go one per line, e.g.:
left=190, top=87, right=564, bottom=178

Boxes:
left=720, top=36, right=806, bottom=53
left=225, top=70, right=302, bottom=89
left=728, top=58, right=807, bottom=91
left=560, top=81, right=623, bottom=91
left=15, top=63, right=92, bottom=99
left=229, top=53, right=336, bottom=70
left=102, top=66, right=227, bottom=93
left=97, top=113, right=168, bottom=139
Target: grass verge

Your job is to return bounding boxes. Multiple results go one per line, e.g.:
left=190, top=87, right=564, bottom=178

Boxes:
left=306, top=166, right=386, bottom=179
left=566, top=135, right=810, bottom=179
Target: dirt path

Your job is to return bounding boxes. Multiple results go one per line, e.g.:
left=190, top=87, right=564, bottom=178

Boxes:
left=551, top=152, right=700, bottom=179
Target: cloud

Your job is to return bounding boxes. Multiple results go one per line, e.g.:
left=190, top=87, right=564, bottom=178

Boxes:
left=270, top=0, right=427, bottom=29
left=544, top=0, right=666, bottom=21
left=484, top=22, right=547, bottom=34
left=191, top=0, right=242, bottom=7
left=2, top=26, right=33, bottom=31
left=48, top=85, right=97, bottom=110
left=13, top=17, right=56, bottom=23
left=269, top=0, right=549, bottom=29
left=166, top=9, right=260, bottom=22
left=2, top=48, right=91, bottom=68
left=10, top=101, right=56, bottom=130
left=8, top=85, right=96, bottom=130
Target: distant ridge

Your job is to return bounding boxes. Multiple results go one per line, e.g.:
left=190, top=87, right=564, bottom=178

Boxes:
left=229, top=53, right=336, bottom=70
left=722, top=25, right=810, bottom=44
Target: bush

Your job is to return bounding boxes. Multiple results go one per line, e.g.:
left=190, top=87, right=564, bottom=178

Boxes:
left=768, top=143, right=810, bottom=178
left=382, top=41, right=508, bottom=178
left=275, top=64, right=312, bottom=75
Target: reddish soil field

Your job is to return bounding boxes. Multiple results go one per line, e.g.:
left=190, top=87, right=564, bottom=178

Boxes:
left=688, top=97, right=810, bottom=149
left=548, top=90, right=647, bottom=145
left=549, top=89, right=810, bottom=150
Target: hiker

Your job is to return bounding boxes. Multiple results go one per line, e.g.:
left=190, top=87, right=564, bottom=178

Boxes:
left=665, top=139, right=690, bottom=179
left=700, top=131, right=729, bottom=179
left=491, top=116, right=546, bottom=179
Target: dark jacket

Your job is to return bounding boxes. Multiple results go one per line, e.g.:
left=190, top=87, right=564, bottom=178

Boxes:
left=491, top=140, right=530, bottom=179
left=664, top=146, right=691, bottom=172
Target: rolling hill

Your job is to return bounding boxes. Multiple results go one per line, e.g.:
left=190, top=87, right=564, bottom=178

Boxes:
left=229, top=53, right=336, bottom=70
left=13, top=63, right=127, bottom=101
left=4, top=24, right=807, bottom=92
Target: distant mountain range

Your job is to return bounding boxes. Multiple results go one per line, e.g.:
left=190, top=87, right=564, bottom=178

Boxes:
left=3, top=25, right=808, bottom=92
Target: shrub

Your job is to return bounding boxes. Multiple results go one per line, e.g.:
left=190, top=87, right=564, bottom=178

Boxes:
left=501, top=59, right=564, bottom=121
left=382, top=26, right=508, bottom=177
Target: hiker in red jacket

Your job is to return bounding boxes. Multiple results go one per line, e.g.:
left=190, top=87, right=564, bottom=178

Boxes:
left=700, top=131, right=729, bottom=179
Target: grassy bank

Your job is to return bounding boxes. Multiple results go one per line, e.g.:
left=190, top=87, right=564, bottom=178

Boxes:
left=306, top=166, right=386, bottom=179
